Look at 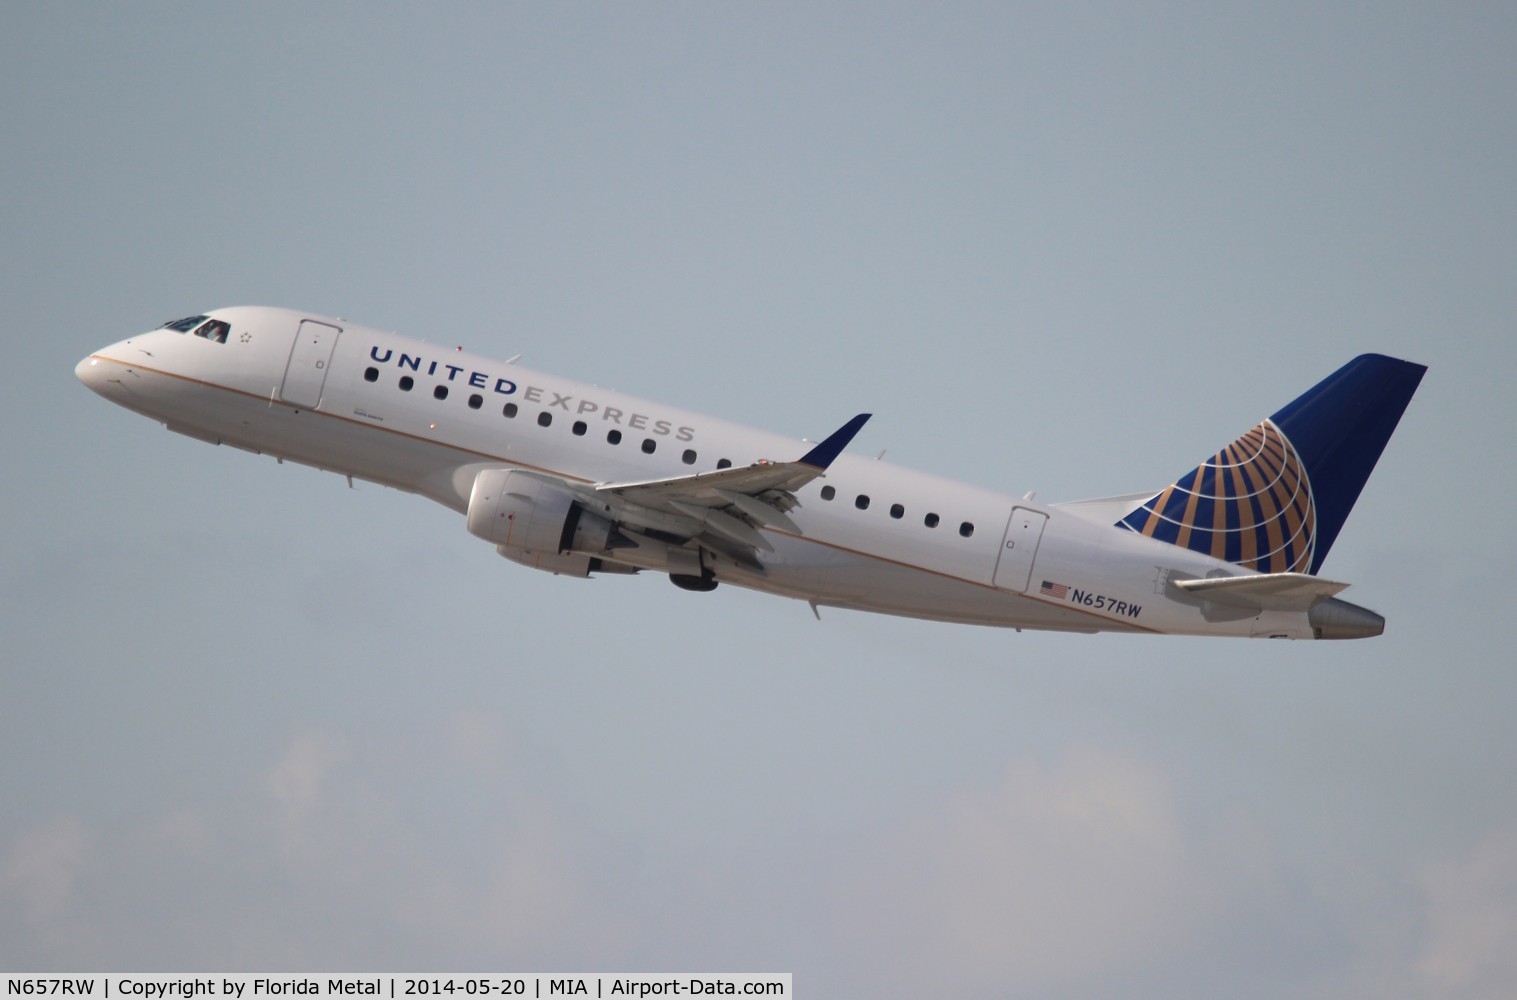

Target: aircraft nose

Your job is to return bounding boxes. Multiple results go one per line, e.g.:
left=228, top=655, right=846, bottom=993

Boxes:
left=76, top=353, right=108, bottom=393
left=76, top=351, right=129, bottom=399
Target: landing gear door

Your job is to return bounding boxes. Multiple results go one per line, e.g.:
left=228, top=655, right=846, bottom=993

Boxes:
left=993, top=506, right=1048, bottom=593
left=279, top=319, right=342, bottom=409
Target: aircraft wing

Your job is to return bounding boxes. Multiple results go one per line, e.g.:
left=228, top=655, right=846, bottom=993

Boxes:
left=587, top=413, right=870, bottom=560
left=597, top=460, right=824, bottom=508
left=1173, top=573, right=1351, bottom=612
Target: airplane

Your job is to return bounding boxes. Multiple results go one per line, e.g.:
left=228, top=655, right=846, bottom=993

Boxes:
left=76, top=307, right=1425, bottom=639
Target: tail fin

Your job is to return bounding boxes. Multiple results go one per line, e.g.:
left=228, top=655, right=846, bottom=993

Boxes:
left=1116, top=354, right=1426, bottom=575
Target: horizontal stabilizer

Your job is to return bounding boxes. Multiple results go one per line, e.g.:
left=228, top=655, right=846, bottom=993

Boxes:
left=1173, top=573, right=1349, bottom=612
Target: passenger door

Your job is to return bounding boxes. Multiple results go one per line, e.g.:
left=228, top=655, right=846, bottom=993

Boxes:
left=278, top=319, right=342, bottom=409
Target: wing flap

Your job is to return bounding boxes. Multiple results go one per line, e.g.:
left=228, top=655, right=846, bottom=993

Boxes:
left=715, top=488, right=801, bottom=533
left=670, top=500, right=775, bottom=552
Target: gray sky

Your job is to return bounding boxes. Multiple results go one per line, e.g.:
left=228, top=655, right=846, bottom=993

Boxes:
left=3, top=3, right=1515, bottom=996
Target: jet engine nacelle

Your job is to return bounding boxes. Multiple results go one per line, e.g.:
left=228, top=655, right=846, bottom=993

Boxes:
left=467, top=468, right=575, bottom=552
left=466, top=468, right=631, bottom=577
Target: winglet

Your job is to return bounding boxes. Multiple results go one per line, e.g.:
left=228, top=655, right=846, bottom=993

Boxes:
left=798, top=414, right=871, bottom=469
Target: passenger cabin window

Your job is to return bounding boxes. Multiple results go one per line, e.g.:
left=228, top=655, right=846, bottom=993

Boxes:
left=364, top=367, right=379, bottom=382
left=193, top=320, right=229, bottom=344
left=399, top=376, right=414, bottom=391
left=924, top=513, right=940, bottom=528
left=607, top=429, right=622, bottom=445
left=855, top=494, right=870, bottom=510
left=682, top=449, right=697, bottom=465
left=820, top=485, right=836, bottom=501
left=537, top=412, right=552, bottom=427
left=503, top=402, right=518, bottom=418
left=641, top=438, right=657, bottom=454
left=717, top=459, right=732, bottom=469
left=959, top=521, right=975, bottom=538
left=468, top=393, right=483, bottom=409
left=433, top=385, right=449, bottom=400
left=573, top=421, right=587, bottom=436
left=890, top=503, right=905, bottom=519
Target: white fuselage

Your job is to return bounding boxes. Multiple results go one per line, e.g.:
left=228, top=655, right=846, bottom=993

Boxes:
left=76, top=306, right=1334, bottom=638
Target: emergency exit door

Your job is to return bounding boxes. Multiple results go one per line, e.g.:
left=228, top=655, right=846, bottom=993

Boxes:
left=278, top=319, right=342, bottom=409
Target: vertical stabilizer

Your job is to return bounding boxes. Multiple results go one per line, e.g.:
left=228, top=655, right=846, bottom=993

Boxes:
left=1117, top=354, right=1426, bottom=574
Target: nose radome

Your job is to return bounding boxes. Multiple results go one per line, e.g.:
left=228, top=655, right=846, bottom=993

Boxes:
left=76, top=353, right=116, bottom=396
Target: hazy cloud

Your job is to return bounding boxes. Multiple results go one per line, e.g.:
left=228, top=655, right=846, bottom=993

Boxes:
left=1412, top=820, right=1517, bottom=998
left=1, top=815, right=92, bottom=927
left=254, top=725, right=612, bottom=954
left=265, top=729, right=353, bottom=864
left=834, top=746, right=1273, bottom=995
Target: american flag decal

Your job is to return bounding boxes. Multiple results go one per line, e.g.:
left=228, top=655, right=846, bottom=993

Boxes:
left=1040, top=580, right=1069, bottom=599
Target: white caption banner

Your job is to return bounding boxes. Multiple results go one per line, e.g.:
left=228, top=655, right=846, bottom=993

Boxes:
left=4, top=976, right=791, bottom=1000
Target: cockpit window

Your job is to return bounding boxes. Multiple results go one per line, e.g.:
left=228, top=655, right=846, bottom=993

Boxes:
left=161, top=315, right=208, bottom=332
left=193, top=319, right=230, bottom=344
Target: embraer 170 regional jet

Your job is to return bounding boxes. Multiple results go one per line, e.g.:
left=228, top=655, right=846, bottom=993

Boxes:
left=77, top=307, right=1425, bottom=639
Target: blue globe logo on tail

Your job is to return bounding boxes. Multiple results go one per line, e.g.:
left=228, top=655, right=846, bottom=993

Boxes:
left=1117, top=419, right=1316, bottom=573
left=1113, top=354, right=1426, bottom=576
